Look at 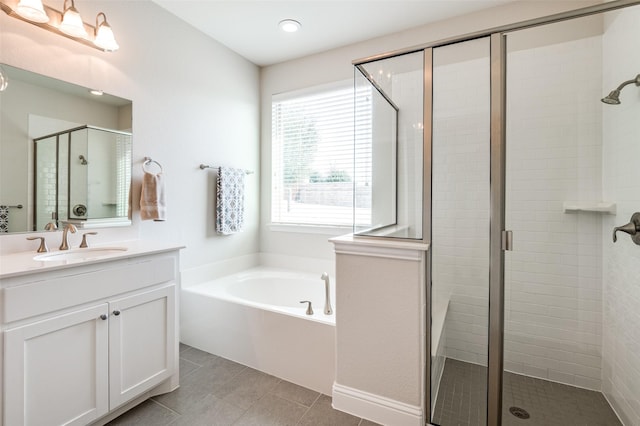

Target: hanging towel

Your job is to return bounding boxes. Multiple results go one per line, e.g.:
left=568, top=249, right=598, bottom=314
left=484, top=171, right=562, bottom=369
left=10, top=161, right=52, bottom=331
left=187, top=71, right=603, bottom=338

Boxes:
left=216, top=167, right=245, bottom=235
left=0, top=205, right=8, bottom=232
left=140, top=172, right=166, bottom=221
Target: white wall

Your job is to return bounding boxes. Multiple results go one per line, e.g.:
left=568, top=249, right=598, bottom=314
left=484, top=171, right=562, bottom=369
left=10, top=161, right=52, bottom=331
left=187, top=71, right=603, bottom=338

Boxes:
left=0, top=1, right=260, bottom=271
left=259, top=1, right=600, bottom=261
left=601, top=6, right=640, bottom=425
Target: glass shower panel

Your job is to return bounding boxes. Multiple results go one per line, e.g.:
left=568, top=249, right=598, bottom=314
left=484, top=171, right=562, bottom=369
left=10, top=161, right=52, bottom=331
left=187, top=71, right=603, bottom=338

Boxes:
left=353, top=67, right=397, bottom=233
left=34, top=135, right=57, bottom=231
left=430, top=37, right=491, bottom=426
left=86, top=128, right=119, bottom=220
left=502, top=9, right=636, bottom=424
left=353, top=51, right=424, bottom=239
left=69, top=127, right=88, bottom=220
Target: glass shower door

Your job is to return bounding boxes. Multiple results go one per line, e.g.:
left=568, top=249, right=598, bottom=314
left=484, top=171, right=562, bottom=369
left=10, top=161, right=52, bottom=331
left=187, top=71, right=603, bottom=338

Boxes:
left=430, top=36, right=492, bottom=426
left=501, top=8, right=640, bottom=425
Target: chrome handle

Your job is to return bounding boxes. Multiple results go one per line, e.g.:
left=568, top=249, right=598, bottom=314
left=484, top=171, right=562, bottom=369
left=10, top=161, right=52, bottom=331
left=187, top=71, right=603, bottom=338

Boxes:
left=100, top=314, right=108, bottom=320
left=112, top=310, right=121, bottom=316
left=300, top=301, right=314, bottom=315
left=613, top=212, right=640, bottom=245
left=26, top=236, right=49, bottom=253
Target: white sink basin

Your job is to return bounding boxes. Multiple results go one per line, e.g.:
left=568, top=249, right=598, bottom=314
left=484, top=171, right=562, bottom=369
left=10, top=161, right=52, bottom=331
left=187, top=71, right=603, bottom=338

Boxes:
left=34, top=247, right=128, bottom=262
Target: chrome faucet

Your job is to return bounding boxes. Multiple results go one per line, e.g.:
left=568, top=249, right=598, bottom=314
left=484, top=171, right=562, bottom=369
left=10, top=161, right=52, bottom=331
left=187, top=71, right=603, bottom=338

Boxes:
left=321, top=272, right=333, bottom=315
left=60, top=223, right=77, bottom=250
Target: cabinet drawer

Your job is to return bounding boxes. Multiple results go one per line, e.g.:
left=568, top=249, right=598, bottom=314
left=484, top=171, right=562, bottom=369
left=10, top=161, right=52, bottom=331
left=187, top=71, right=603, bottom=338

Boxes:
left=3, top=255, right=177, bottom=324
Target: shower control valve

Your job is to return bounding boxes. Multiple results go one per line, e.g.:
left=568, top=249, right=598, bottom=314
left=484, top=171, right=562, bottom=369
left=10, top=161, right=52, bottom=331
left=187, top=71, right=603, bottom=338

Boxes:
left=613, top=212, right=640, bottom=246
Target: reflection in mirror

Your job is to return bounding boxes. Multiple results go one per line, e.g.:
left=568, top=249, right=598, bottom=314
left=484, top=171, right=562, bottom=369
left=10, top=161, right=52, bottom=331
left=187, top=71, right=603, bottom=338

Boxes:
left=34, top=125, right=132, bottom=231
left=0, top=64, right=132, bottom=233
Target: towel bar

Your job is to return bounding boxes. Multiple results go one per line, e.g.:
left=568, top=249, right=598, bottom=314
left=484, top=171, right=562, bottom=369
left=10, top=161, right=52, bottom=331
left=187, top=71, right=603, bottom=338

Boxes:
left=143, top=157, right=163, bottom=173
left=199, top=164, right=253, bottom=174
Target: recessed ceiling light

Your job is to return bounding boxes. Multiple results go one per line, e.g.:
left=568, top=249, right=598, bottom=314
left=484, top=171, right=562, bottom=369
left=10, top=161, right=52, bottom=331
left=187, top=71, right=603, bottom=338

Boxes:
left=279, top=19, right=301, bottom=33
left=89, top=89, right=103, bottom=96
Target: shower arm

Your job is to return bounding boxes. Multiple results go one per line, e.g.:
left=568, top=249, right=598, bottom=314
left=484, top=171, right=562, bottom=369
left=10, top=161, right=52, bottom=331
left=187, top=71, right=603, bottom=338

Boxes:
left=613, top=74, right=640, bottom=92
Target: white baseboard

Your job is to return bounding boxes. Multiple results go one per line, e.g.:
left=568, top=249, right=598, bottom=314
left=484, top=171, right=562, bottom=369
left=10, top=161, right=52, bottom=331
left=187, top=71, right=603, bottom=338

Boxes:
left=332, top=383, right=423, bottom=426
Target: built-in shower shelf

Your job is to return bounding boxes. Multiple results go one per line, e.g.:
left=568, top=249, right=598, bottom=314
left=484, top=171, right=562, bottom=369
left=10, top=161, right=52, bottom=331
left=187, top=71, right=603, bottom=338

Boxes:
left=563, top=202, right=617, bottom=214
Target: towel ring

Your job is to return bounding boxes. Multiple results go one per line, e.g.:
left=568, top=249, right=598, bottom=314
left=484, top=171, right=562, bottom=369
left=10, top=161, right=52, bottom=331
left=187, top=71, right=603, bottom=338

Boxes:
left=143, top=157, right=163, bottom=173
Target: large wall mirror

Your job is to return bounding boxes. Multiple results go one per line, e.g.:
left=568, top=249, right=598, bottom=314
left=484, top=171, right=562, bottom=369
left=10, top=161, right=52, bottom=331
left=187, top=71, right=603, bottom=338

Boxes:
left=0, top=64, right=132, bottom=234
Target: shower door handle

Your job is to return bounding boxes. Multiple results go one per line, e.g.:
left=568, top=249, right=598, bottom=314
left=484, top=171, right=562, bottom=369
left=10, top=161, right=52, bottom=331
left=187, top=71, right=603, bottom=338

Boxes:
left=613, top=212, right=640, bottom=245
left=501, top=230, right=513, bottom=251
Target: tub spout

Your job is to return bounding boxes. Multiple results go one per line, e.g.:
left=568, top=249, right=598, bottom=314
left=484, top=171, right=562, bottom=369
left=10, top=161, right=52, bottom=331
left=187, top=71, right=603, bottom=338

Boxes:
left=321, top=272, right=333, bottom=315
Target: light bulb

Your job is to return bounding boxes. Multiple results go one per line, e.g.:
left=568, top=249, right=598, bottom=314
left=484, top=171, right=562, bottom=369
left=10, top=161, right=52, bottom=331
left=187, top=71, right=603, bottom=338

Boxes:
left=278, top=19, right=301, bottom=33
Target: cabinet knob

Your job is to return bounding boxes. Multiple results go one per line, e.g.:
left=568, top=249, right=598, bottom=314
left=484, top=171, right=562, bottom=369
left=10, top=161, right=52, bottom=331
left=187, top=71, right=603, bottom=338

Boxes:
left=100, top=314, right=108, bottom=320
left=113, top=310, right=121, bottom=316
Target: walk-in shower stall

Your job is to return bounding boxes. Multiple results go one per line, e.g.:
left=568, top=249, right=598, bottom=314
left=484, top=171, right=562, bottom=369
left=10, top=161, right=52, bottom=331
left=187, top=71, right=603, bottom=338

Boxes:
left=353, top=1, right=640, bottom=424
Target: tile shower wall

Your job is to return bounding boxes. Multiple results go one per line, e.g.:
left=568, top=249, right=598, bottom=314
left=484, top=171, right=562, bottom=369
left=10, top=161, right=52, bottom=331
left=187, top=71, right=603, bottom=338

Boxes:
left=504, top=34, right=604, bottom=390
left=602, top=6, right=640, bottom=425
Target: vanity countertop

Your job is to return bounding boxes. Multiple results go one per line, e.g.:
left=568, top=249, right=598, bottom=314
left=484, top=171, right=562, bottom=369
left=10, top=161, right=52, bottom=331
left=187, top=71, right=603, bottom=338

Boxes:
left=0, top=240, right=185, bottom=279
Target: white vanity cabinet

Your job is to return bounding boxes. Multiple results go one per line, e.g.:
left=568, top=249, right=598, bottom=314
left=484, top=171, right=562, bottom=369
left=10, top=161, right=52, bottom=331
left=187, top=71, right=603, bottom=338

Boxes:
left=0, top=245, right=181, bottom=426
left=108, top=285, right=175, bottom=409
left=5, top=304, right=110, bottom=426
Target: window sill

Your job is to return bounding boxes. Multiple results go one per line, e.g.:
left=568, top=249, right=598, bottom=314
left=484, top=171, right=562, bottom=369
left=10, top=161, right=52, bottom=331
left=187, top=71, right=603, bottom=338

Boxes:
left=268, top=223, right=352, bottom=236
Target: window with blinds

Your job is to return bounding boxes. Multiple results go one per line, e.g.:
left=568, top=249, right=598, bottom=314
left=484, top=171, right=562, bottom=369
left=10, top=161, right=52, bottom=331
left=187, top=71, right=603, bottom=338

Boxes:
left=271, top=82, right=372, bottom=227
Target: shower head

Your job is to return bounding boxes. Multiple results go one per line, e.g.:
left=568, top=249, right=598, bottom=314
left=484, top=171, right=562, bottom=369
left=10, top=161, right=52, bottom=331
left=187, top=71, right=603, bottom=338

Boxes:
left=601, top=74, right=640, bottom=105
left=601, top=90, right=621, bottom=105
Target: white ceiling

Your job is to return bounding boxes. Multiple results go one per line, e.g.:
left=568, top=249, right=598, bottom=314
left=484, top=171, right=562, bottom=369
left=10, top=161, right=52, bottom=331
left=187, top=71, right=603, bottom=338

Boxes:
left=152, top=0, right=518, bottom=66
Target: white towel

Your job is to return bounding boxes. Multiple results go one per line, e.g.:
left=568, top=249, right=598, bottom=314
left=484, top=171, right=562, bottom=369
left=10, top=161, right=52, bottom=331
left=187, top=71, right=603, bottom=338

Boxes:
left=216, top=167, right=245, bottom=235
left=140, top=172, right=166, bottom=221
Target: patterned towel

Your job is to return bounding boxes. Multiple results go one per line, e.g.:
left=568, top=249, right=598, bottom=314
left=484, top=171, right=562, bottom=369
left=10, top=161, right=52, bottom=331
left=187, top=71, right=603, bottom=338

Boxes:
left=0, top=205, right=8, bottom=233
left=216, top=167, right=245, bottom=235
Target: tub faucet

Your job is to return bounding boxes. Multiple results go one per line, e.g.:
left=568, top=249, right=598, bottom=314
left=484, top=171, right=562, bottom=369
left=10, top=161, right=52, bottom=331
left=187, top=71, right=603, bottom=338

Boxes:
left=321, top=272, right=333, bottom=315
left=60, top=223, right=77, bottom=250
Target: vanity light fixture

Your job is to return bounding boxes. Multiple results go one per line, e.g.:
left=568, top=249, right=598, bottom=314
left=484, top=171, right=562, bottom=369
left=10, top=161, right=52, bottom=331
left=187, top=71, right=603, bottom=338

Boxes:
left=93, top=12, right=118, bottom=51
left=59, top=0, right=87, bottom=38
left=15, top=0, right=49, bottom=23
left=89, top=89, right=103, bottom=96
left=279, top=19, right=301, bottom=33
left=0, top=0, right=119, bottom=52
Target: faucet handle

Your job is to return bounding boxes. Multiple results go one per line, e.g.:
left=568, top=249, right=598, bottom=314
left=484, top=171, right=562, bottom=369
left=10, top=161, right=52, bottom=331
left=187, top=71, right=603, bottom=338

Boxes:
left=612, top=212, right=640, bottom=245
left=27, top=236, right=49, bottom=253
left=300, top=301, right=314, bottom=315
left=44, top=222, right=57, bottom=231
left=80, top=232, right=98, bottom=248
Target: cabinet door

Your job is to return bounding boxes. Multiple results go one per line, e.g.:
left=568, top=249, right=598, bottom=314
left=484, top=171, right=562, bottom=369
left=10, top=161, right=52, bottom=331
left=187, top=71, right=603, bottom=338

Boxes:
left=4, top=304, right=109, bottom=426
left=109, top=285, right=176, bottom=408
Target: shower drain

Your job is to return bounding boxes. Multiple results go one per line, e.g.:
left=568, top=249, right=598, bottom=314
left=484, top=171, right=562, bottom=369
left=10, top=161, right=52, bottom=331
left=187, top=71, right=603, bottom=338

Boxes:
left=509, top=406, right=531, bottom=419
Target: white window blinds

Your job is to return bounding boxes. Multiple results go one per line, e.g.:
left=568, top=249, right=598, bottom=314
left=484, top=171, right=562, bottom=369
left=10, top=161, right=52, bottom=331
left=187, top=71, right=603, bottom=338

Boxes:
left=271, top=82, right=372, bottom=227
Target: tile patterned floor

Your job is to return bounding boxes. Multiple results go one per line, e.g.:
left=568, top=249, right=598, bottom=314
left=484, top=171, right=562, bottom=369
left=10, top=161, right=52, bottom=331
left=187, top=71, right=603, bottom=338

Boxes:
left=432, top=358, right=622, bottom=426
left=107, top=344, right=380, bottom=426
